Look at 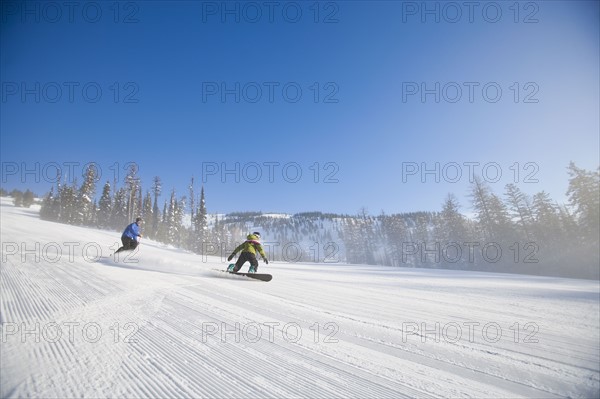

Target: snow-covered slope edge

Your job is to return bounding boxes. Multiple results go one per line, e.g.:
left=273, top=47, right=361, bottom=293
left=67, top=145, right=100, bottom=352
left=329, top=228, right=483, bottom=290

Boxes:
left=1, top=198, right=598, bottom=398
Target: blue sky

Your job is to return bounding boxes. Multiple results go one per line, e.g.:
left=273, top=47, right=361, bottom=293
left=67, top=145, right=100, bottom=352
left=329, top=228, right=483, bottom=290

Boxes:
left=1, top=1, right=598, bottom=215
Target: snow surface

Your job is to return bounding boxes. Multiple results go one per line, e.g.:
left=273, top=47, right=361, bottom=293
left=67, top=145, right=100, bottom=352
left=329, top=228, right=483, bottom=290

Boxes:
left=1, top=198, right=599, bottom=398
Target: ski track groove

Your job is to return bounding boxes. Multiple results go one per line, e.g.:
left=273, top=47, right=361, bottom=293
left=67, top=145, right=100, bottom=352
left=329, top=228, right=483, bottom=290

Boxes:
left=0, top=255, right=123, bottom=324
left=2, top=202, right=599, bottom=398
left=153, top=292, right=423, bottom=399
left=184, top=283, right=543, bottom=398
left=1, top=254, right=172, bottom=397
left=192, top=277, right=594, bottom=398
left=154, top=298, right=346, bottom=398
left=258, top=277, right=598, bottom=367
left=133, top=324, right=270, bottom=398
left=167, top=286, right=447, bottom=398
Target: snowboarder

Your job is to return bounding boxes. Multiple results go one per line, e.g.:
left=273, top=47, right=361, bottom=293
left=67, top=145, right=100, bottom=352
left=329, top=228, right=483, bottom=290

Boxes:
left=115, top=217, right=143, bottom=254
left=227, top=232, right=269, bottom=273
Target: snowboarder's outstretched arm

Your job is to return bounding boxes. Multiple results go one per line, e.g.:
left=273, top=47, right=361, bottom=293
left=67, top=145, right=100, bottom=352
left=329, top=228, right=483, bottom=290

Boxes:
left=256, top=244, right=268, bottom=264
left=227, top=243, right=245, bottom=261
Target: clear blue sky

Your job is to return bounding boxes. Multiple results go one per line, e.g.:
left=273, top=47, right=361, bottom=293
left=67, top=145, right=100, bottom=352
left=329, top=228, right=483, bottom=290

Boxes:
left=1, top=1, right=598, bottom=215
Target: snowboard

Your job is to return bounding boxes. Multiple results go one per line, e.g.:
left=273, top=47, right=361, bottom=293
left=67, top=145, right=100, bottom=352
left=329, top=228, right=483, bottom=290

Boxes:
left=225, top=264, right=272, bottom=282
left=229, top=272, right=272, bottom=282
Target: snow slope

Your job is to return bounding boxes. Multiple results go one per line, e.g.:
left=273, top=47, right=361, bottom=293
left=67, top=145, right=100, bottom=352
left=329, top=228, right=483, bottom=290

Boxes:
left=1, top=198, right=599, bottom=398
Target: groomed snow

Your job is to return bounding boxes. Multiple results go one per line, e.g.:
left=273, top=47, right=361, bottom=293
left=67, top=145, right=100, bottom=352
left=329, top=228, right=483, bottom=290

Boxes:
left=1, top=198, right=598, bottom=398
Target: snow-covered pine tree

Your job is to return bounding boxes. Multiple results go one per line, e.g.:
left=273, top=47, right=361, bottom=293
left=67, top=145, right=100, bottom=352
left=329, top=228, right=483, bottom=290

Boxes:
left=22, top=190, right=35, bottom=208
left=566, top=162, right=600, bottom=245
left=489, top=193, right=513, bottom=236
left=194, top=186, right=208, bottom=253
left=125, top=164, right=141, bottom=221
left=188, top=177, right=199, bottom=251
left=412, top=213, right=432, bottom=268
left=97, top=182, right=112, bottom=228
left=166, top=190, right=178, bottom=245
left=136, top=186, right=143, bottom=219
left=12, top=190, right=23, bottom=207
left=76, top=164, right=98, bottom=225
left=151, top=176, right=162, bottom=239
left=111, top=187, right=129, bottom=230
left=341, top=218, right=363, bottom=264
left=435, top=194, right=470, bottom=269
left=155, top=200, right=168, bottom=243
left=58, top=182, right=77, bottom=225
left=470, top=177, right=512, bottom=243
left=142, top=191, right=153, bottom=230
left=381, top=214, right=408, bottom=267
left=40, top=187, right=56, bottom=221
left=504, top=183, right=534, bottom=240
left=359, top=208, right=377, bottom=265
left=176, top=196, right=187, bottom=248
left=213, top=214, right=226, bottom=255
left=531, top=191, right=561, bottom=241
left=91, top=200, right=98, bottom=225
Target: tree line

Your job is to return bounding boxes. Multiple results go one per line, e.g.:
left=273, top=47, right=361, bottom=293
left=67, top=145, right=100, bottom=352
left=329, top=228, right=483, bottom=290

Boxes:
left=340, top=162, right=599, bottom=279
left=36, top=164, right=210, bottom=254
left=16, top=161, right=600, bottom=279
left=4, top=188, right=36, bottom=208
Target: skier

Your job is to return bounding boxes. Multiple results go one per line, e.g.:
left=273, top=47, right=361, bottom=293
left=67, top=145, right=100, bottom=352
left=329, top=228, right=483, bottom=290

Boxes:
left=227, top=232, right=269, bottom=273
left=115, top=217, right=143, bottom=254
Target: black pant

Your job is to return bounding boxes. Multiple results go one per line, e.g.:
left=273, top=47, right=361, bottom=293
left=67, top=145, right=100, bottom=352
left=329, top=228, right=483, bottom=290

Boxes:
left=115, top=236, right=138, bottom=253
left=233, top=252, right=258, bottom=272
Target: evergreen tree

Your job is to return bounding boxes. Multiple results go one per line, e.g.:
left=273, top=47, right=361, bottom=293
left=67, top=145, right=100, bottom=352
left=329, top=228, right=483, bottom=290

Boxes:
left=151, top=176, right=162, bottom=239
left=436, top=194, right=470, bottom=269
left=527, top=190, right=565, bottom=275
left=156, top=201, right=169, bottom=243
left=165, top=190, right=180, bottom=245
left=194, top=186, right=208, bottom=253
left=125, top=164, right=141, bottom=221
left=91, top=200, right=98, bottom=226
left=189, top=177, right=195, bottom=233
left=22, top=189, right=35, bottom=208
left=438, top=194, right=468, bottom=242
left=565, top=163, right=599, bottom=279
left=470, top=177, right=496, bottom=240
left=12, top=190, right=23, bottom=207
left=488, top=193, right=513, bottom=236
left=176, top=197, right=187, bottom=248
left=40, top=188, right=56, bottom=221
left=341, top=218, right=362, bottom=264
left=359, top=208, right=377, bottom=265
left=531, top=191, right=561, bottom=238
left=58, top=183, right=78, bottom=224
left=136, top=186, right=143, bottom=219
left=381, top=214, right=409, bottom=267
left=142, top=191, right=153, bottom=228
left=76, top=164, right=98, bottom=225
left=557, top=204, right=578, bottom=239
left=111, top=187, right=129, bottom=230
left=97, top=182, right=112, bottom=228
left=566, top=162, right=600, bottom=244
left=411, top=213, right=432, bottom=268
left=504, top=183, right=533, bottom=240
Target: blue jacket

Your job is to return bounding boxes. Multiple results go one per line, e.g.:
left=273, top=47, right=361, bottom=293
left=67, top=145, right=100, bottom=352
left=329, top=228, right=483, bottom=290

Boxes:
left=122, top=222, right=141, bottom=240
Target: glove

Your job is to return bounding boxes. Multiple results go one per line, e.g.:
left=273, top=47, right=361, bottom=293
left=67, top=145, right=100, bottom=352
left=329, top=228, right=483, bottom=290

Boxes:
left=227, top=254, right=235, bottom=261
left=264, top=258, right=269, bottom=264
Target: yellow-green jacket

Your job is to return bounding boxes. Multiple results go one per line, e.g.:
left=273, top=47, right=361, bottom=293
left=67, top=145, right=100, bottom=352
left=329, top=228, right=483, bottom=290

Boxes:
left=232, top=234, right=268, bottom=260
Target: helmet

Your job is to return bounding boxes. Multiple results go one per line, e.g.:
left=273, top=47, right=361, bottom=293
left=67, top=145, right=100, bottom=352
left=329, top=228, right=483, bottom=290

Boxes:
left=247, top=232, right=261, bottom=241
